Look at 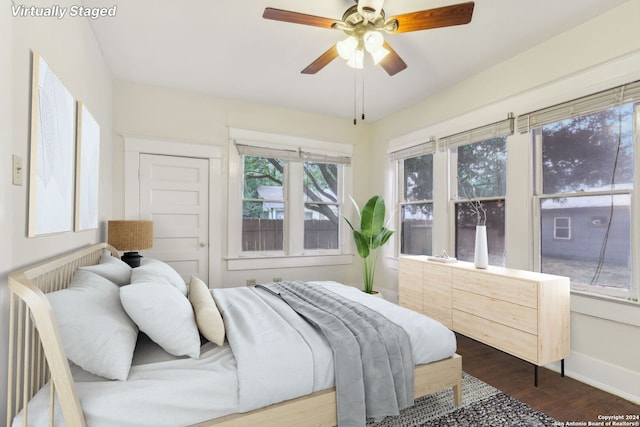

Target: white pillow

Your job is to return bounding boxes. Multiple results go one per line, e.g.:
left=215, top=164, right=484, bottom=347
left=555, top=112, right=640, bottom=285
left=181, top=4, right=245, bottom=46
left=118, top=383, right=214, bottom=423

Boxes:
left=46, top=270, right=138, bottom=380
left=120, top=279, right=201, bottom=358
left=133, top=259, right=187, bottom=295
left=79, top=251, right=132, bottom=285
left=188, top=276, right=225, bottom=346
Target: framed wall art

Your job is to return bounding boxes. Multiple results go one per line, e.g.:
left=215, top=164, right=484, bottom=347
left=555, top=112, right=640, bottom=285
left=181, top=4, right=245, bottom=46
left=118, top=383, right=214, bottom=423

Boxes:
left=28, top=51, right=76, bottom=236
left=75, top=101, right=100, bottom=231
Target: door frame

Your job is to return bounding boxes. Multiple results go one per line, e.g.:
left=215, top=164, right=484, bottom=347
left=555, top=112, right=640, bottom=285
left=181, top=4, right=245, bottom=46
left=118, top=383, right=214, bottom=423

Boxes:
left=123, top=136, right=224, bottom=288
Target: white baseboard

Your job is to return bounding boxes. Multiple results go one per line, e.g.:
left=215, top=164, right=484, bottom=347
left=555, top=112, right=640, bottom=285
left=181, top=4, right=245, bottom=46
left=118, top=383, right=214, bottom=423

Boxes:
left=546, top=352, right=640, bottom=405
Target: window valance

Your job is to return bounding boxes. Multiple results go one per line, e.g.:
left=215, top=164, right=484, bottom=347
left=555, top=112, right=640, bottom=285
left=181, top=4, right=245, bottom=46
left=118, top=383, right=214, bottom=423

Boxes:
left=516, top=80, right=640, bottom=133
left=235, top=143, right=351, bottom=165
left=388, top=138, right=436, bottom=162
left=439, top=115, right=514, bottom=151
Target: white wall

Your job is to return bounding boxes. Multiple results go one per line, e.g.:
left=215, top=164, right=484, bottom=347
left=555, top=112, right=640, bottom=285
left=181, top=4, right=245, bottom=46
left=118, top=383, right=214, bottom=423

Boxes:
left=1, top=2, right=114, bottom=422
left=0, top=4, right=14, bottom=426
left=112, top=81, right=372, bottom=288
left=372, top=0, right=640, bottom=403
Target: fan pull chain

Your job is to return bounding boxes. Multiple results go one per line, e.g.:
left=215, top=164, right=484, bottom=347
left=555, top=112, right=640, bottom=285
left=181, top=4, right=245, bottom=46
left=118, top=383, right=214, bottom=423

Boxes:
left=353, top=70, right=366, bottom=125
left=361, top=71, right=365, bottom=121
left=353, top=71, right=357, bottom=125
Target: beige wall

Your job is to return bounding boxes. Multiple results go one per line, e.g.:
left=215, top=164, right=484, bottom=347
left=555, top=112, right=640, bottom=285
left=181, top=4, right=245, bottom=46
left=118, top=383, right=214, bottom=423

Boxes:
left=0, top=4, right=14, bottom=426
left=1, top=1, right=114, bottom=423
left=372, top=0, right=640, bottom=403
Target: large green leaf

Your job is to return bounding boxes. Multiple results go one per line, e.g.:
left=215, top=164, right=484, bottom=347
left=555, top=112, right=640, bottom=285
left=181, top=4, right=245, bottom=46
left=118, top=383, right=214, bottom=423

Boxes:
left=352, top=230, right=370, bottom=258
left=371, top=227, right=394, bottom=249
left=360, top=195, right=386, bottom=241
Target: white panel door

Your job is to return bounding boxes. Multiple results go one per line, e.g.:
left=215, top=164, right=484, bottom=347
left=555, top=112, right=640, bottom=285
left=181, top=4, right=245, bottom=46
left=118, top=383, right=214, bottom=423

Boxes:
left=139, top=154, right=209, bottom=282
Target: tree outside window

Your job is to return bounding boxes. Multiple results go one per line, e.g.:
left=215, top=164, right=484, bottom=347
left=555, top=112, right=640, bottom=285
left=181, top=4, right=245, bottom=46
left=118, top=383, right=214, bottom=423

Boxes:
left=399, top=154, right=433, bottom=255
left=303, top=162, right=340, bottom=250
left=537, top=104, right=635, bottom=296
left=242, top=156, right=342, bottom=253
left=453, top=137, right=507, bottom=266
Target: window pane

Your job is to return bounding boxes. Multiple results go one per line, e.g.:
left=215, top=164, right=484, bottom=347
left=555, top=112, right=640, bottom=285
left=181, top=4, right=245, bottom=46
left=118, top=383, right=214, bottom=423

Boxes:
left=401, top=203, right=432, bottom=255
left=456, top=137, right=507, bottom=198
left=404, top=154, right=433, bottom=201
left=541, top=195, right=631, bottom=291
left=243, top=156, right=284, bottom=199
left=242, top=201, right=284, bottom=251
left=303, top=163, right=338, bottom=202
left=455, top=200, right=505, bottom=266
left=242, top=155, right=285, bottom=252
left=541, top=105, right=634, bottom=194
left=304, top=204, right=339, bottom=250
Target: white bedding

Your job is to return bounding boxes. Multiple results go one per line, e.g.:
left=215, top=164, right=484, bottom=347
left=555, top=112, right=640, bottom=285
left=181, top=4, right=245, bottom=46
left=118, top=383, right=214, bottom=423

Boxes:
left=14, top=281, right=456, bottom=427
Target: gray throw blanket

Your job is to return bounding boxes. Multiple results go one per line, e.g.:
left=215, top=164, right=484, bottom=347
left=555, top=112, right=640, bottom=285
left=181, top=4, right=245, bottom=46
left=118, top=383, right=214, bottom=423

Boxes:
left=258, top=281, right=414, bottom=427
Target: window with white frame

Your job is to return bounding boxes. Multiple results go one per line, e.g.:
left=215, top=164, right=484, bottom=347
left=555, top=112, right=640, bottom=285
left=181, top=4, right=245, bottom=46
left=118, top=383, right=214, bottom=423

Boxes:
left=519, top=80, right=640, bottom=299
left=390, top=141, right=435, bottom=256
left=242, top=155, right=286, bottom=251
left=228, top=130, right=353, bottom=268
left=445, top=117, right=513, bottom=266
left=553, top=217, right=571, bottom=240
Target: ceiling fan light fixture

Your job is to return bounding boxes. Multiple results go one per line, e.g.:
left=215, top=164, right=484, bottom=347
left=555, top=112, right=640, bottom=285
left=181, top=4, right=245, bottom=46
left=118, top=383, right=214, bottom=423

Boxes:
left=337, top=36, right=358, bottom=60
left=363, top=31, right=384, bottom=52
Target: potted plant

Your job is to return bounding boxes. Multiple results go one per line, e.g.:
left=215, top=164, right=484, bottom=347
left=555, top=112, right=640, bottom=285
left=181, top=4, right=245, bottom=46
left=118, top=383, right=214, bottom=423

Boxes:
left=344, top=195, right=394, bottom=294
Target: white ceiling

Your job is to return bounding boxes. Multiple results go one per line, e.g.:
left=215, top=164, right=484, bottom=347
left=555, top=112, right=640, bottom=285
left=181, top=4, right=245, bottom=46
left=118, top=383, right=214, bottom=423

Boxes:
left=84, top=0, right=628, bottom=121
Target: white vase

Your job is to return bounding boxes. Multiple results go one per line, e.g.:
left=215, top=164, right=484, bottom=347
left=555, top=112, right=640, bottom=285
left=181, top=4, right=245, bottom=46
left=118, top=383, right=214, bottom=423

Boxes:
left=474, top=225, right=489, bottom=269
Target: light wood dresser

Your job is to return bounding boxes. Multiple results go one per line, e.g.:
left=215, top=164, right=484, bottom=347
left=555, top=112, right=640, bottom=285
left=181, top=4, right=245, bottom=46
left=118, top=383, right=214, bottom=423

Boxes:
left=399, top=256, right=570, bottom=385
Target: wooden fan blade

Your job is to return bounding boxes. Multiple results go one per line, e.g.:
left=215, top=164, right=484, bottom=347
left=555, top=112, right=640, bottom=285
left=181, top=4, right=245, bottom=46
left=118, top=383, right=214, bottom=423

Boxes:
left=263, top=7, right=340, bottom=29
left=386, top=1, right=474, bottom=34
left=379, top=41, right=407, bottom=76
left=301, top=45, right=339, bottom=74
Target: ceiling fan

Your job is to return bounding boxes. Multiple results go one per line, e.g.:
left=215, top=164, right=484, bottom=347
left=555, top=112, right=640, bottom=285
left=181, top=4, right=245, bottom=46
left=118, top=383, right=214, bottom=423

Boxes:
left=263, top=0, right=475, bottom=76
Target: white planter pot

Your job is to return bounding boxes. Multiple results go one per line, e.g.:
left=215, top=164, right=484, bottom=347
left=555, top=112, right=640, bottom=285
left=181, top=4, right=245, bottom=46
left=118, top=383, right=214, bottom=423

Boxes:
left=474, top=225, right=489, bottom=269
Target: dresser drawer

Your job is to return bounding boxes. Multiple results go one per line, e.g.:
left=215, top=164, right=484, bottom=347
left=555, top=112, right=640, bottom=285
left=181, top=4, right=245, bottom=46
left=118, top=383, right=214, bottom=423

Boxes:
left=453, top=289, right=537, bottom=334
left=452, top=269, right=538, bottom=308
left=453, top=309, right=538, bottom=364
left=399, top=258, right=423, bottom=312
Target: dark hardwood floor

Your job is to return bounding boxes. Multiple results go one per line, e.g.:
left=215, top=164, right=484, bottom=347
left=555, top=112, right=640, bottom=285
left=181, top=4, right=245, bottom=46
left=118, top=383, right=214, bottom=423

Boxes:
left=456, top=333, right=640, bottom=424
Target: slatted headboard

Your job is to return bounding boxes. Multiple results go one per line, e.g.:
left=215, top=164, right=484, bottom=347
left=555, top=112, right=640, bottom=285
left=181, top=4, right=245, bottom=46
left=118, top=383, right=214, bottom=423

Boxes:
left=6, top=243, right=118, bottom=427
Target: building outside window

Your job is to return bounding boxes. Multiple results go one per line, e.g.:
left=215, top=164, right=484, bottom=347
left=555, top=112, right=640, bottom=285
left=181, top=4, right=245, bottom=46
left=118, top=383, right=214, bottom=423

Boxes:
left=229, top=131, right=353, bottom=269
left=531, top=100, right=636, bottom=298
left=242, top=155, right=285, bottom=252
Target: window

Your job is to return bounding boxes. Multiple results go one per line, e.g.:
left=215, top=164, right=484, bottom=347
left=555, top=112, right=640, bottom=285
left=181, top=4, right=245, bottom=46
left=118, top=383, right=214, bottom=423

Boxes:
left=390, top=140, right=436, bottom=256
left=451, top=136, right=507, bottom=266
left=303, top=162, right=339, bottom=250
left=553, top=217, right=571, bottom=240
left=242, top=156, right=285, bottom=252
left=228, top=129, right=353, bottom=269
left=527, top=95, right=637, bottom=298
left=399, top=154, right=434, bottom=255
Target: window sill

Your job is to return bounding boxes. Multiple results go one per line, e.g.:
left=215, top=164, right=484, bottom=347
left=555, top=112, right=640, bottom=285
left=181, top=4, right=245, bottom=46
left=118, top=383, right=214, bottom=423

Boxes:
left=226, top=254, right=353, bottom=271
left=570, top=290, right=640, bottom=327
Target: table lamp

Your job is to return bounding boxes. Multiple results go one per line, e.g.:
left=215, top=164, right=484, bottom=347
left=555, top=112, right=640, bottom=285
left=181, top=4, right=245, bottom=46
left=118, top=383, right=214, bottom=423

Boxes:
left=107, top=220, right=154, bottom=268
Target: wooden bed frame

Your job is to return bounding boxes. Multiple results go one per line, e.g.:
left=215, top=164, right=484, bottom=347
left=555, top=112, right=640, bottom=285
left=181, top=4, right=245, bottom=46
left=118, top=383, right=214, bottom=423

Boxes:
left=7, top=243, right=462, bottom=427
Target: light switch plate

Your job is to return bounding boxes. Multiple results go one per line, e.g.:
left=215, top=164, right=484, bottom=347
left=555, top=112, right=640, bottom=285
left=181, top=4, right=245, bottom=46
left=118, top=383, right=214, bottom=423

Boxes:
left=12, top=155, right=23, bottom=186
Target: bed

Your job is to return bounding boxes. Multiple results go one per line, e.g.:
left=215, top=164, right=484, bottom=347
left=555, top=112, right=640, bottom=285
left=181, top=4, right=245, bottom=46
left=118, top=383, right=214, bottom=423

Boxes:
left=7, top=242, right=462, bottom=427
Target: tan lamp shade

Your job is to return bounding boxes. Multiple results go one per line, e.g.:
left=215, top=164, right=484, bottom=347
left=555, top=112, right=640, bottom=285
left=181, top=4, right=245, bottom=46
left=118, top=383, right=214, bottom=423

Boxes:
left=107, top=220, right=154, bottom=251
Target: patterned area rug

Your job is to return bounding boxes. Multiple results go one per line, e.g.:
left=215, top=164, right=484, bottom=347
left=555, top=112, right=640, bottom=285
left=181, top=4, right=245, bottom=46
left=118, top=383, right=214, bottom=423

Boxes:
left=366, top=372, right=559, bottom=427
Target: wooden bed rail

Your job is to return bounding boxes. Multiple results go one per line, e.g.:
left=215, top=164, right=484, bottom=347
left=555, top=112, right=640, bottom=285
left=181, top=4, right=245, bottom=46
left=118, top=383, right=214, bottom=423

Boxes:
left=6, top=243, right=117, bottom=427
